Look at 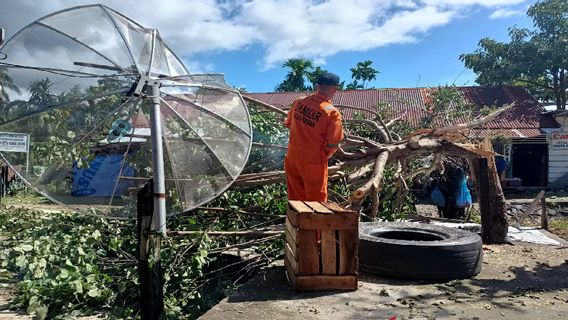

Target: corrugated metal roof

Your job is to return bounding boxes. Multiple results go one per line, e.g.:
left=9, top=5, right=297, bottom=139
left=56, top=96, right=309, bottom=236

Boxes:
left=246, top=86, right=560, bottom=138
left=469, top=128, right=544, bottom=139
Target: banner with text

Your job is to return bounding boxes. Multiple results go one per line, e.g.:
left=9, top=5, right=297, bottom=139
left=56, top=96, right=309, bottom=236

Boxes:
left=0, top=132, right=29, bottom=153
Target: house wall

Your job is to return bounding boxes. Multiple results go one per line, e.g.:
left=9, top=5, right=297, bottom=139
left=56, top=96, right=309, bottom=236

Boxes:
left=548, top=132, right=568, bottom=186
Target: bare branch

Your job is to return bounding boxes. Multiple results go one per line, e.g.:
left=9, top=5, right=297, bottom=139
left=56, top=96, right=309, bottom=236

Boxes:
left=431, top=103, right=515, bottom=137
left=242, top=94, right=288, bottom=116
left=405, top=154, right=443, bottom=179
left=351, top=151, right=390, bottom=207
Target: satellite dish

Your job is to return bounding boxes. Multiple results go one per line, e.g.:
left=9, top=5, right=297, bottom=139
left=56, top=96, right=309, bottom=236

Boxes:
left=0, top=4, right=252, bottom=220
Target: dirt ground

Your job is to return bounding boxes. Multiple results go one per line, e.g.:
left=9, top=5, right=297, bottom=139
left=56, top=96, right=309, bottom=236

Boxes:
left=201, top=243, right=568, bottom=320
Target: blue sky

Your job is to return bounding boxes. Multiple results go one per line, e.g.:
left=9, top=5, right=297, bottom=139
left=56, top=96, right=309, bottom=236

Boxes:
left=200, top=3, right=535, bottom=92
left=1, top=0, right=537, bottom=92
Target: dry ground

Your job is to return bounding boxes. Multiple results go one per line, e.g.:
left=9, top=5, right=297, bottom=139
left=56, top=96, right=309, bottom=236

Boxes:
left=201, top=243, right=568, bottom=320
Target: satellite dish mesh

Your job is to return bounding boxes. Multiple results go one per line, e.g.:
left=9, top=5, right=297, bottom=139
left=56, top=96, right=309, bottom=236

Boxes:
left=0, top=4, right=252, bottom=218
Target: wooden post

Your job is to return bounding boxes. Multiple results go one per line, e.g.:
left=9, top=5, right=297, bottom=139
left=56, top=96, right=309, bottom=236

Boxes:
left=541, top=196, right=548, bottom=230
left=137, top=181, right=164, bottom=319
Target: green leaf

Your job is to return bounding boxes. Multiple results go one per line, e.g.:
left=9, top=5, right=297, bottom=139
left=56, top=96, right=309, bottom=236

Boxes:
left=59, top=269, right=69, bottom=279
left=87, top=287, right=100, bottom=298
left=20, top=244, right=34, bottom=252
left=91, top=230, right=102, bottom=239
left=15, top=255, right=27, bottom=268
left=73, top=279, right=83, bottom=294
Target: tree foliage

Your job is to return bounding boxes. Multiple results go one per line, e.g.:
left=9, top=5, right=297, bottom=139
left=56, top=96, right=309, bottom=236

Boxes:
left=0, top=67, right=21, bottom=103
left=347, top=60, right=379, bottom=89
left=274, top=58, right=314, bottom=92
left=460, top=0, right=568, bottom=109
left=275, top=58, right=379, bottom=92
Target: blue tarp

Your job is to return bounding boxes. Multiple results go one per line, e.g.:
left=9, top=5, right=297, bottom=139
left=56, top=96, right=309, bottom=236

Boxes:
left=71, top=154, right=134, bottom=197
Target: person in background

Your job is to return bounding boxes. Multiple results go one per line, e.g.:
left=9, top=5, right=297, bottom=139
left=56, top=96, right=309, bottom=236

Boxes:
left=495, top=155, right=507, bottom=184
left=284, top=72, right=343, bottom=201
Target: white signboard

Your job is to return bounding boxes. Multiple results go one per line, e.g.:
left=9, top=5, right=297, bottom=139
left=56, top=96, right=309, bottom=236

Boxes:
left=548, top=132, right=568, bottom=150
left=0, top=132, right=29, bottom=153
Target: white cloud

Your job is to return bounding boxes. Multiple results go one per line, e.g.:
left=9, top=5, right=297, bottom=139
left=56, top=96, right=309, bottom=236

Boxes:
left=489, top=8, right=524, bottom=19
left=0, top=0, right=530, bottom=70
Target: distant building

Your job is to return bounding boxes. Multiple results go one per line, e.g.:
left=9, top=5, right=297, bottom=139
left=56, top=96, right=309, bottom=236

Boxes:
left=247, top=86, right=562, bottom=187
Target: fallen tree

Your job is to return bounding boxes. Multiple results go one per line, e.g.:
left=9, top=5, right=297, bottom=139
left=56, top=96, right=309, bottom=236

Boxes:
left=239, top=94, right=511, bottom=243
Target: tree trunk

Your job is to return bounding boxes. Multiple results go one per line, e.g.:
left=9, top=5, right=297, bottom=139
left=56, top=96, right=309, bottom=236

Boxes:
left=469, top=157, right=508, bottom=244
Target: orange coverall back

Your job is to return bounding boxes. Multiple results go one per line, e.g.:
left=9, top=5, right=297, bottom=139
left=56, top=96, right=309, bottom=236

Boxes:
left=284, top=93, right=344, bottom=201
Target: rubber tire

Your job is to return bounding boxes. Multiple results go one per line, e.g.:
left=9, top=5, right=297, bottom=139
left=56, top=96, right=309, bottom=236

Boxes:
left=359, top=222, right=483, bottom=280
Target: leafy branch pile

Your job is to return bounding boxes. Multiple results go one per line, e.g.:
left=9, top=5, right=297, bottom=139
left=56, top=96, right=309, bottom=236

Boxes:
left=0, top=200, right=283, bottom=319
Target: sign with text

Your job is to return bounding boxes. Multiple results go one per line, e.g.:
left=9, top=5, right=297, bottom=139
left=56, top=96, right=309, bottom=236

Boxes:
left=548, top=132, right=568, bottom=150
left=0, top=132, right=29, bottom=153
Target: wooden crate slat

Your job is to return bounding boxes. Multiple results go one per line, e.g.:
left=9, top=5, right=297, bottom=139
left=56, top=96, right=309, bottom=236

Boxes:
left=285, top=201, right=358, bottom=291
left=287, top=209, right=298, bottom=227
left=320, top=230, right=337, bottom=275
left=322, top=202, right=355, bottom=214
left=294, top=275, right=357, bottom=291
left=304, top=201, right=333, bottom=214
left=339, top=229, right=358, bottom=275
left=297, top=230, right=320, bottom=275
left=285, top=217, right=298, bottom=245
left=285, top=228, right=298, bottom=257
left=289, top=200, right=313, bottom=213
left=285, top=242, right=298, bottom=274
left=298, top=213, right=358, bottom=230
left=284, top=256, right=298, bottom=287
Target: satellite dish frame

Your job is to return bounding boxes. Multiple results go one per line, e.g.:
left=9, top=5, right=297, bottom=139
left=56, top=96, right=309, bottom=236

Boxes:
left=2, top=10, right=251, bottom=317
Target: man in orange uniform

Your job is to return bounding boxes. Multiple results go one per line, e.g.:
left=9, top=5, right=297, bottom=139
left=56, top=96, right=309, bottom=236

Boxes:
left=284, top=72, right=344, bottom=201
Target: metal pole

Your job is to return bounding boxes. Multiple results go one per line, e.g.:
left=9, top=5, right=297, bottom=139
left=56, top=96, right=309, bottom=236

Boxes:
left=149, top=82, right=167, bottom=236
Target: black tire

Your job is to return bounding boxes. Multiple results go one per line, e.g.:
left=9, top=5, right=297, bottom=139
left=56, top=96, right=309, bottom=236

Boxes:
left=359, top=222, right=483, bottom=280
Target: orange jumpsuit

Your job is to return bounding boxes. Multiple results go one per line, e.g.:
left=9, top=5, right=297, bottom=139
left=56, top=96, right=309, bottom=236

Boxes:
left=284, top=93, right=344, bottom=201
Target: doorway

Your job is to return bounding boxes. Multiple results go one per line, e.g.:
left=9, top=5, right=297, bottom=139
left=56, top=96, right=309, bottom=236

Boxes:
left=511, top=143, right=548, bottom=186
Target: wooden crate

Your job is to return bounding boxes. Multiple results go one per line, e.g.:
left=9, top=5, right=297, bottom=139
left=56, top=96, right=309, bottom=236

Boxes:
left=284, top=200, right=358, bottom=291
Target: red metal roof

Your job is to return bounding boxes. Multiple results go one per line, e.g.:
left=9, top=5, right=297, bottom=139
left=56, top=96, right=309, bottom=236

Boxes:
left=246, top=86, right=560, bottom=138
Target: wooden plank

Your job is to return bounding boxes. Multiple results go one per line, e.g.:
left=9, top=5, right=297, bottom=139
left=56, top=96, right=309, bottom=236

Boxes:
left=284, top=255, right=298, bottom=288
left=288, top=200, right=313, bottom=213
left=322, top=202, right=354, bottom=214
left=541, top=196, right=548, bottom=230
left=287, top=209, right=298, bottom=227
left=297, top=230, right=319, bottom=275
left=298, top=212, right=358, bottom=230
left=338, top=229, right=358, bottom=275
left=285, top=217, right=298, bottom=245
left=320, top=230, right=337, bottom=275
left=285, top=228, right=298, bottom=257
left=294, top=275, right=358, bottom=291
left=304, top=201, right=333, bottom=214
left=516, top=190, right=545, bottom=227
left=285, top=242, right=298, bottom=274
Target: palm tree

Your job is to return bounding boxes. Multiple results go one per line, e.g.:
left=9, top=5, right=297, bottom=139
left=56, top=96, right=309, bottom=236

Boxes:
left=275, top=58, right=314, bottom=92
left=0, top=67, right=21, bottom=103
left=306, top=66, right=328, bottom=91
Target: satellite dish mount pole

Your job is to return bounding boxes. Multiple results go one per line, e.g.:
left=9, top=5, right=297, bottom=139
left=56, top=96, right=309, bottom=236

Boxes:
left=137, top=81, right=167, bottom=319
left=149, top=81, right=167, bottom=237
